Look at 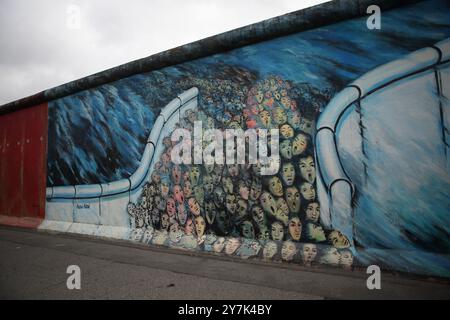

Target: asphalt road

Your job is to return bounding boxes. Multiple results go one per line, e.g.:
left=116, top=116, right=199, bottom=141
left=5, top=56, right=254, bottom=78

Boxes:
left=0, top=226, right=449, bottom=299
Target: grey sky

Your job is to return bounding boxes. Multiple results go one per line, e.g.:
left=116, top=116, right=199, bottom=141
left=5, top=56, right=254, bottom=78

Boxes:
left=0, top=0, right=327, bottom=105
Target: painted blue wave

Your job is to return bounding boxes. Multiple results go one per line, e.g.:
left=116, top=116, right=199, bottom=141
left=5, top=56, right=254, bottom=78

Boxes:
left=48, top=0, right=450, bottom=187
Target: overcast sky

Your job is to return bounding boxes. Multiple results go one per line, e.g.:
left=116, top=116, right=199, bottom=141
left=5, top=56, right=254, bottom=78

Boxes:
left=0, top=0, right=328, bottom=105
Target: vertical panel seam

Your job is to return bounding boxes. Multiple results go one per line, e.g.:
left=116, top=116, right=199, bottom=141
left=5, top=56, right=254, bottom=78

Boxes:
left=434, top=68, right=448, bottom=160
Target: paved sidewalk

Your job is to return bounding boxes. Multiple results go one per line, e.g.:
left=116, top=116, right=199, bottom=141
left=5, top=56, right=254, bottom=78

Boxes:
left=0, top=226, right=449, bottom=299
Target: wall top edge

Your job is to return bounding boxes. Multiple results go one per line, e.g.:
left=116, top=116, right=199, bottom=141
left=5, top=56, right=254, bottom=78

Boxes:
left=0, top=0, right=421, bottom=115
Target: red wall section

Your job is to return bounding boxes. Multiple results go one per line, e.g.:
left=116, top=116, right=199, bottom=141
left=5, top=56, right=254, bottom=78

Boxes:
left=0, top=103, right=48, bottom=228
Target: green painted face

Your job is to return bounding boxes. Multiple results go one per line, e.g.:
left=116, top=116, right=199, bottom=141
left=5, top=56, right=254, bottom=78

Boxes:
left=204, top=201, right=215, bottom=225
left=299, top=118, right=314, bottom=135
left=268, top=176, right=283, bottom=197
left=307, top=223, right=326, bottom=242
left=236, top=199, right=248, bottom=219
left=203, top=175, right=214, bottom=194
left=300, top=182, right=316, bottom=201
left=225, top=194, right=236, bottom=214
left=285, top=187, right=301, bottom=213
left=288, top=111, right=302, bottom=130
left=205, top=164, right=215, bottom=174
left=258, top=227, right=270, bottom=241
left=260, top=191, right=277, bottom=217
left=189, top=166, right=201, bottom=185
left=281, top=162, right=295, bottom=186
left=223, top=177, right=234, bottom=194
left=292, top=133, right=308, bottom=156
left=280, top=140, right=292, bottom=160
left=252, top=206, right=265, bottom=226
left=194, top=185, right=204, bottom=206
left=241, top=221, right=255, bottom=239
left=299, top=155, right=316, bottom=183
left=249, top=178, right=262, bottom=201
left=275, top=198, right=289, bottom=225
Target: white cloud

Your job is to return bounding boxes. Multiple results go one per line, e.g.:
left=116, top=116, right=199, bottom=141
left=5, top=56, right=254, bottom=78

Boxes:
left=0, top=0, right=329, bottom=105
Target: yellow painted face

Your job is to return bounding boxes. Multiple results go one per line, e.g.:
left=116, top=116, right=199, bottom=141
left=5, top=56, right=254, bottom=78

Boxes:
left=328, top=230, right=350, bottom=248
left=273, top=90, right=281, bottom=101
left=280, top=124, right=294, bottom=139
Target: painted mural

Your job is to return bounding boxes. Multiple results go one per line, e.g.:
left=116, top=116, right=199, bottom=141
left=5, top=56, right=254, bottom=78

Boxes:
left=124, top=74, right=353, bottom=267
left=45, top=0, right=450, bottom=277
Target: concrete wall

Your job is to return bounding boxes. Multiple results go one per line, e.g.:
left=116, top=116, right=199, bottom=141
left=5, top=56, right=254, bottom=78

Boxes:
left=1, top=0, right=450, bottom=278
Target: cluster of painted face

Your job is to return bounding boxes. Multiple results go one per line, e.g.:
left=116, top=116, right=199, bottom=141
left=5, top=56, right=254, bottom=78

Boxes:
left=126, top=74, right=353, bottom=269
left=177, top=75, right=252, bottom=125
left=202, top=236, right=352, bottom=268
left=128, top=154, right=209, bottom=250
